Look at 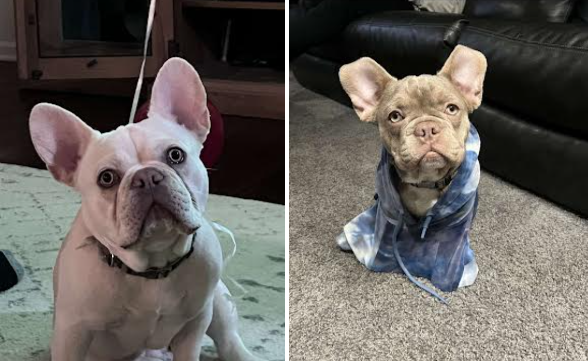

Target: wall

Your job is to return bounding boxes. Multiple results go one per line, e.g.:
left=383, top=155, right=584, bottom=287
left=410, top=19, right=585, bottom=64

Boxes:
left=0, top=0, right=16, bottom=61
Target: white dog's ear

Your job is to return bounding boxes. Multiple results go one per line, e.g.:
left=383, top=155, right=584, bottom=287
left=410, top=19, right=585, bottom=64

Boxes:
left=439, top=45, right=487, bottom=111
left=149, top=57, right=210, bottom=143
left=29, top=103, right=97, bottom=187
left=339, top=57, right=396, bottom=122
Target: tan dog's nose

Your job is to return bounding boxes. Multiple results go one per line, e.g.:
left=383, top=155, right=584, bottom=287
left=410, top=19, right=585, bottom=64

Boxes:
left=131, top=168, right=165, bottom=189
left=414, top=121, right=441, bottom=142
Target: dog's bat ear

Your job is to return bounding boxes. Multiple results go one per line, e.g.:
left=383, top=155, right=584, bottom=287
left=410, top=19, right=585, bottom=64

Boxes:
left=149, top=57, right=210, bottom=143
left=339, top=57, right=396, bottom=123
left=29, top=103, right=97, bottom=187
left=439, top=45, right=487, bottom=112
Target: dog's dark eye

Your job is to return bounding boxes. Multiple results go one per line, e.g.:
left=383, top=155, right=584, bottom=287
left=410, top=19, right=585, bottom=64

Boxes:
left=388, top=110, right=404, bottom=123
left=167, top=147, right=185, bottom=165
left=446, top=104, right=460, bottom=115
left=97, top=169, right=119, bottom=189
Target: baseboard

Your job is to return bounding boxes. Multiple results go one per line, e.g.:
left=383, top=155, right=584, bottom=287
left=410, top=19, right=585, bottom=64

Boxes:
left=0, top=41, right=16, bottom=62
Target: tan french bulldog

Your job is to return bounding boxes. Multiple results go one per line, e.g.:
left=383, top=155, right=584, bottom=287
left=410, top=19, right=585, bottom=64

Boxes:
left=29, top=58, right=261, bottom=361
left=335, top=46, right=488, bottom=296
left=339, top=45, right=487, bottom=216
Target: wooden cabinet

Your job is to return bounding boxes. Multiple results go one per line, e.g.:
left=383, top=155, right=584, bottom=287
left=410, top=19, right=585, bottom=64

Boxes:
left=14, top=0, right=173, bottom=80
left=14, top=0, right=284, bottom=120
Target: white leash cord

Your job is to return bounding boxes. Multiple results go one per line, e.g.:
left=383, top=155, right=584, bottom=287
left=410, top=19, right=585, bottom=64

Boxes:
left=128, top=0, right=157, bottom=124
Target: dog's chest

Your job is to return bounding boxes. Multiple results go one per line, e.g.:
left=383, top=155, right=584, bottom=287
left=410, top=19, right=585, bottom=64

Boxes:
left=91, top=260, right=216, bottom=355
left=399, top=184, right=440, bottom=216
left=110, top=285, right=192, bottom=350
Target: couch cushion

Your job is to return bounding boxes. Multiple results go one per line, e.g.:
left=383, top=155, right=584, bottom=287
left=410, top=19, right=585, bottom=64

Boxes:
left=577, top=0, right=588, bottom=22
left=342, top=11, right=465, bottom=78
left=307, top=37, right=351, bottom=64
left=463, top=0, right=578, bottom=23
left=460, top=19, right=588, bottom=138
left=471, top=102, right=588, bottom=217
left=410, top=0, right=466, bottom=13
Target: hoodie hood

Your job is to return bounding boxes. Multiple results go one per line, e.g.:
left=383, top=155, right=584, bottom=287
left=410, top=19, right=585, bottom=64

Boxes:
left=379, top=124, right=481, bottom=238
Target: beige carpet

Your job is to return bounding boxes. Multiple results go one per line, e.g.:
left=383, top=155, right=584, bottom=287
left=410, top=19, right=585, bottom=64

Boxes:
left=0, top=164, right=285, bottom=361
left=289, top=73, right=588, bottom=360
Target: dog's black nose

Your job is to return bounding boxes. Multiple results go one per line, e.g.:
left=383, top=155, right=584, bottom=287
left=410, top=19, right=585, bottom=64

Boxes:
left=414, top=121, right=441, bottom=141
left=131, top=168, right=165, bottom=189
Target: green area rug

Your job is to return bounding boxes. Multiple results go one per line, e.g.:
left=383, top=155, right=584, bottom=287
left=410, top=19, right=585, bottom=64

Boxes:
left=0, top=164, right=285, bottom=361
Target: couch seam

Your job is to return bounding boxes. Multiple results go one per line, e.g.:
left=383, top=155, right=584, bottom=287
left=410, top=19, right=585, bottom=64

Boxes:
left=563, top=2, right=574, bottom=22
left=350, top=23, right=450, bottom=33
left=357, top=23, right=451, bottom=28
left=349, top=20, right=588, bottom=53
left=466, top=26, right=588, bottom=53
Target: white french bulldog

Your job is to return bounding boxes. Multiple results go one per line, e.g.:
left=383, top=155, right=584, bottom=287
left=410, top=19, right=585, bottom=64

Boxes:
left=29, top=58, right=261, bottom=361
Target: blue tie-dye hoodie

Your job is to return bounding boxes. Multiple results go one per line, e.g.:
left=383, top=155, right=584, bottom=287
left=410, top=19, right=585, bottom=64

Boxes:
left=337, top=125, right=481, bottom=303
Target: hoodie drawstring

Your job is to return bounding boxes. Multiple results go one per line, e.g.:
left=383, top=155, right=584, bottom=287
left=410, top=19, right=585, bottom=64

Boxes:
left=421, top=215, right=433, bottom=240
left=391, top=212, right=449, bottom=305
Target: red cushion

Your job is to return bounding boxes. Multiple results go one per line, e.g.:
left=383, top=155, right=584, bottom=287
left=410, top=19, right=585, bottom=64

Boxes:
left=134, top=100, right=224, bottom=168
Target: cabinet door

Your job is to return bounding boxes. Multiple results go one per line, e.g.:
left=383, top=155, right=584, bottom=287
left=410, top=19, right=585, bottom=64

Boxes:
left=15, top=0, right=173, bottom=80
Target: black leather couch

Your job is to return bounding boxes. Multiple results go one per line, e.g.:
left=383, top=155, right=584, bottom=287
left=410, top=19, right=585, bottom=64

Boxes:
left=292, top=0, right=588, bottom=217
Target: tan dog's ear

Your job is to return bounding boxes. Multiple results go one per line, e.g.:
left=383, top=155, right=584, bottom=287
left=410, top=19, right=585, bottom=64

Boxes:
left=439, top=45, right=487, bottom=111
left=339, top=57, right=396, bottom=122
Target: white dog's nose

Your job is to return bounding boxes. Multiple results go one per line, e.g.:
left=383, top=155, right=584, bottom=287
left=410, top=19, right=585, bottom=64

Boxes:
left=131, top=168, right=165, bottom=189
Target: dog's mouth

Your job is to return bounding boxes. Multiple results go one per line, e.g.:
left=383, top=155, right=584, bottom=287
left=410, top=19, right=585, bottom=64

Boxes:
left=141, top=204, right=178, bottom=234
left=122, top=203, right=200, bottom=250
left=419, top=150, right=447, bottom=170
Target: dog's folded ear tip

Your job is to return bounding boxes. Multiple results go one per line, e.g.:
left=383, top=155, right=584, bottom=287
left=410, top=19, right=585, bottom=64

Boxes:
left=338, top=64, right=351, bottom=81
left=164, top=56, right=189, bottom=65
left=29, top=104, right=53, bottom=127
left=354, top=56, right=375, bottom=63
left=454, top=44, right=469, bottom=52
left=343, top=57, right=376, bottom=70
left=30, top=103, right=71, bottom=116
left=451, top=45, right=488, bottom=64
left=160, top=57, right=199, bottom=76
left=30, top=102, right=55, bottom=115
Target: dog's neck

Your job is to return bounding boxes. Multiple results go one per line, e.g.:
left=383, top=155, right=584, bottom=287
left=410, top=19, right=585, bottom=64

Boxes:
left=390, top=161, right=456, bottom=217
left=91, top=230, right=195, bottom=273
left=401, top=172, right=454, bottom=190
left=95, top=234, right=195, bottom=279
left=398, top=183, right=443, bottom=217
left=133, top=233, right=194, bottom=269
